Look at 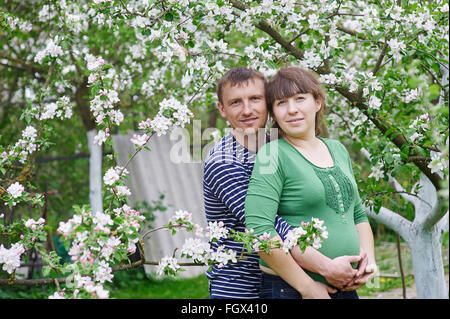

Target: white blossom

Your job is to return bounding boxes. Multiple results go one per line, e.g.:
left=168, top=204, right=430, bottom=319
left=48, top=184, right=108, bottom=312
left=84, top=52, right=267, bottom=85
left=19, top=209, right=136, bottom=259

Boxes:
left=0, top=243, right=25, bottom=274
left=130, top=133, right=149, bottom=148
left=157, top=256, right=180, bottom=276
left=368, top=162, right=384, bottom=181
left=368, top=95, right=382, bottom=110
left=7, top=182, right=25, bottom=199
left=205, top=221, right=229, bottom=242
left=103, top=167, right=120, bottom=185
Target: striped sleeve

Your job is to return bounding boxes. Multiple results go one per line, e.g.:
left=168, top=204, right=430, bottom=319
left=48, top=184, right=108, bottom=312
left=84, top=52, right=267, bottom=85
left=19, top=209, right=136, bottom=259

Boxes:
left=203, top=159, right=249, bottom=224
left=274, top=215, right=293, bottom=241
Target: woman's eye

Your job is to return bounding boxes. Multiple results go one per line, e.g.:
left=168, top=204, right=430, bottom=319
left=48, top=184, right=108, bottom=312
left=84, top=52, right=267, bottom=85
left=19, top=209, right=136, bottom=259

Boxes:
left=276, top=100, right=285, bottom=106
left=296, top=96, right=304, bottom=101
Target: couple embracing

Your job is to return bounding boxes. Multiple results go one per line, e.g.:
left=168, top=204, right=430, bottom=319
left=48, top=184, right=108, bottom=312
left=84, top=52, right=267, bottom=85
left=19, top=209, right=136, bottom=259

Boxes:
left=203, top=66, right=377, bottom=299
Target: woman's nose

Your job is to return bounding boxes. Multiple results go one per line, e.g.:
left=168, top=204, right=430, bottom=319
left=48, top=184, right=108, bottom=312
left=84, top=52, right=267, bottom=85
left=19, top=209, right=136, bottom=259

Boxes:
left=287, top=100, right=298, bottom=114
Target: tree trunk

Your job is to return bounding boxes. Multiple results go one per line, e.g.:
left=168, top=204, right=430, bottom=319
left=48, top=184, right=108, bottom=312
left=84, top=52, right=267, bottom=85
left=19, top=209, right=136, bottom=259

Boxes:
left=87, top=129, right=103, bottom=214
left=407, top=224, right=448, bottom=299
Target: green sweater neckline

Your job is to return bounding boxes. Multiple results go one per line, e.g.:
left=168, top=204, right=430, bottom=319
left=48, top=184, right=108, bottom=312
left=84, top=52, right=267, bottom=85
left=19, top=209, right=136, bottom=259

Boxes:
left=280, top=137, right=336, bottom=170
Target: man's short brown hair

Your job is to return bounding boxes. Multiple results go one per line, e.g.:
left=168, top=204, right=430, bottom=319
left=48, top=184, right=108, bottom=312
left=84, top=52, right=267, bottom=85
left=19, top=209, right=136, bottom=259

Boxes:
left=216, top=67, right=267, bottom=104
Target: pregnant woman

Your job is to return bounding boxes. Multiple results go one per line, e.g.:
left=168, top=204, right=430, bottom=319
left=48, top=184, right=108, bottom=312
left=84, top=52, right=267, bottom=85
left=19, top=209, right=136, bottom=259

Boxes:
left=244, top=67, right=377, bottom=299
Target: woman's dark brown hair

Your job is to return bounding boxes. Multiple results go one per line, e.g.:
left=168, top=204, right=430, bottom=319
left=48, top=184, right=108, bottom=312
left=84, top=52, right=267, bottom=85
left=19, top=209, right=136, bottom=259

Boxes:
left=266, top=67, right=326, bottom=136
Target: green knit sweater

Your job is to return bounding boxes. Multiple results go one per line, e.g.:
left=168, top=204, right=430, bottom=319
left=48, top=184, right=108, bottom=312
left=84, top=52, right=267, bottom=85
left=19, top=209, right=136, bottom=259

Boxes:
left=244, top=137, right=368, bottom=286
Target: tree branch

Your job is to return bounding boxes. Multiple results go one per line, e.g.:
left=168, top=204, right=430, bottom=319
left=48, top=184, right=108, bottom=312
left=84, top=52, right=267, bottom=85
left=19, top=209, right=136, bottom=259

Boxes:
left=437, top=211, right=449, bottom=234
left=0, top=277, right=67, bottom=286
left=371, top=41, right=389, bottom=76
left=364, top=205, right=412, bottom=241
left=337, top=86, right=442, bottom=190
left=388, top=174, right=421, bottom=208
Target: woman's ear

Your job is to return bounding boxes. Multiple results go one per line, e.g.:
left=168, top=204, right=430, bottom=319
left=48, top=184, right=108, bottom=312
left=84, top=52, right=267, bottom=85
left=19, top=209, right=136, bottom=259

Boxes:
left=315, top=99, right=322, bottom=112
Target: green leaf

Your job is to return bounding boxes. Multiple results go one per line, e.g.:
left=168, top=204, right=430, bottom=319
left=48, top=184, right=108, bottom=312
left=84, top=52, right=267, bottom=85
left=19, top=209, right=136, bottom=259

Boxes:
left=164, top=12, right=174, bottom=22
left=42, top=266, right=51, bottom=277
left=428, top=84, right=441, bottom=101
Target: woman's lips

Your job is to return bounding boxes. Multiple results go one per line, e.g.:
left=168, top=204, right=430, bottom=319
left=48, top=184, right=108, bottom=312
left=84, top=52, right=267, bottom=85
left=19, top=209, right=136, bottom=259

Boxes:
left=287, top=118, right=304, bottom=124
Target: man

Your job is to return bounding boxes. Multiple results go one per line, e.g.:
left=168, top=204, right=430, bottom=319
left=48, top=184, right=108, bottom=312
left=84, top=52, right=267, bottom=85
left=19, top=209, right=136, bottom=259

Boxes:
left=203, top=67, right=368, bottom=299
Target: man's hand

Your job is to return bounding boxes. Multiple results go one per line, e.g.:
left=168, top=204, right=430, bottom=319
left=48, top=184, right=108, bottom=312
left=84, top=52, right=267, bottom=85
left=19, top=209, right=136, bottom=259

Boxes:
left=301, top=281, right=337, bottom=299
left=356, top=248, right=368, bottom=277
left=321, top=255, right=361, bottom=289
left=342, top=264, right=378, bottom=291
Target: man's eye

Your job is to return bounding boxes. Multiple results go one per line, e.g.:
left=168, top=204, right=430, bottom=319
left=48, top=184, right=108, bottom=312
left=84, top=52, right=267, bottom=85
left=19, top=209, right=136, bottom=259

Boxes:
left=276, top=100, right=285, bottom=106
left=296, top=96, right=305, bottom=101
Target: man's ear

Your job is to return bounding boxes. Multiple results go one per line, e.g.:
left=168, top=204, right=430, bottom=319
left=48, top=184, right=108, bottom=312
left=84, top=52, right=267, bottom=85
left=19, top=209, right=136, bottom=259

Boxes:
left=217, top=102, right=227, bottom=118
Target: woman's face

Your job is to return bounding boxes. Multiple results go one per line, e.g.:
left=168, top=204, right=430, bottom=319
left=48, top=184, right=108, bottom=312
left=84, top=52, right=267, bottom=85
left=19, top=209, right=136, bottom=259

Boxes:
left=272, top=92, right=321, bottom=139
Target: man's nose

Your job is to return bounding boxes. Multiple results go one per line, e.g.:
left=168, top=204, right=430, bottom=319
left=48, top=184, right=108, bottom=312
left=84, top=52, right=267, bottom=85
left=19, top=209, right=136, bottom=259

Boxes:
left=242, top=99, right=252, bottom=115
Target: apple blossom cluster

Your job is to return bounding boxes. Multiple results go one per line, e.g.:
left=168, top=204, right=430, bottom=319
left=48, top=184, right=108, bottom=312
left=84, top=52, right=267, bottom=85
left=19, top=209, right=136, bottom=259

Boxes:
left=130, top=98, right=194, bottom=149
left=103, top=166, right=129, bottom=186
left=158, top=213, right=238, bottom=274
left=90, top=88, right=122, bottom=135
left=179, top=228, right=237, bottom=269
left=279, top=218, right=329, bottom=253
left=55, top=203, right=145, bottom=298
left=0, top=215, right=50, bottom=276
left=33, top=36, right=64, bottom=64
left=31, top=96, right=73, bottom=121
left=1, top=126, right=37, bottom=165
left=6, top=182, right=25, bottom=202
left=386, top=39, right=406, bottom=62
left=84, top=54, right=125, bottom=146
left=1, top=94, right=72, bottom=169
left=404, top=88, right=422, bottom=104
left=51, top=273, right=111, bottom=299
left=408, top=113, right=431, bottom=144
left=156, top=209, right=328, bottom=276
left=204, top=221, right=229, bottom=242
left=156, top=256, right=181, bottom=276
left=24, top=218, right=45, bottom=231
left=428, top=152, right=449, bottom=175
left=3, top=11, right=32, bottom=32
left=368, top=161, right=385, bottom=181
left=0, top=243, right=25, bottom=274
left=86, top=54, right=105, bottom=72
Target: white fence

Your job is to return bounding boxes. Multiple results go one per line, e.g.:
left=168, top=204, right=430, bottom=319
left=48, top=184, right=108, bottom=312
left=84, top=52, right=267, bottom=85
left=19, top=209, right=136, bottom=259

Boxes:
left=113, top=132, right=208, bottom=278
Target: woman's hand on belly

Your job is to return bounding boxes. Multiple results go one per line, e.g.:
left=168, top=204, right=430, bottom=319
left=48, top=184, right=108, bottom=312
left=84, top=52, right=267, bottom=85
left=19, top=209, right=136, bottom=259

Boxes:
left=322, top=255, right=362, bottom=289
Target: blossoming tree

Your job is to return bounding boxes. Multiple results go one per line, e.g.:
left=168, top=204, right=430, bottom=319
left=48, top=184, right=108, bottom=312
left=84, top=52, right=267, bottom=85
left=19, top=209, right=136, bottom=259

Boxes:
left=0, top=0, right=448, bottom=298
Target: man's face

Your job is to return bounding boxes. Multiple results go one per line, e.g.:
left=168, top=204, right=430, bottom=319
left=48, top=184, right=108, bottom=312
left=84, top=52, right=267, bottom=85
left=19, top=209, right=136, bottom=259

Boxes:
left=217, top=78, right=268, bottom=134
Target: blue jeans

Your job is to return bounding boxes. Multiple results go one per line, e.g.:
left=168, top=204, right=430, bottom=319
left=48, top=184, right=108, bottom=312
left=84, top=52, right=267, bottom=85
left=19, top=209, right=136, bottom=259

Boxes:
left=260, top=272, right=359, bottom=299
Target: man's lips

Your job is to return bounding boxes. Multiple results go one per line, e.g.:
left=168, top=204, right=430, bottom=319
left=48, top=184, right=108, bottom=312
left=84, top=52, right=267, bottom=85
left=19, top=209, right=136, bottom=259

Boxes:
left=240, top=118, right=258, bottom=124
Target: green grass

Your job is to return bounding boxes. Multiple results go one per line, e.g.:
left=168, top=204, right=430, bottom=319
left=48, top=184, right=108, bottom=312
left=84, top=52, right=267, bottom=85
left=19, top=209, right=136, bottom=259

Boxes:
left=356, top=275, right=416, bottom=297
left=357, top=241, right=449, bottom=298
left=107, top=268, right=209, bottom=299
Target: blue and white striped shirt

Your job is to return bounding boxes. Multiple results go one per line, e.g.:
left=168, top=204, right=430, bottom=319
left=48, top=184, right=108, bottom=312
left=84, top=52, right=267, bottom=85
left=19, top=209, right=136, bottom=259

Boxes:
left=203, top=133, right=292, bottom=299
